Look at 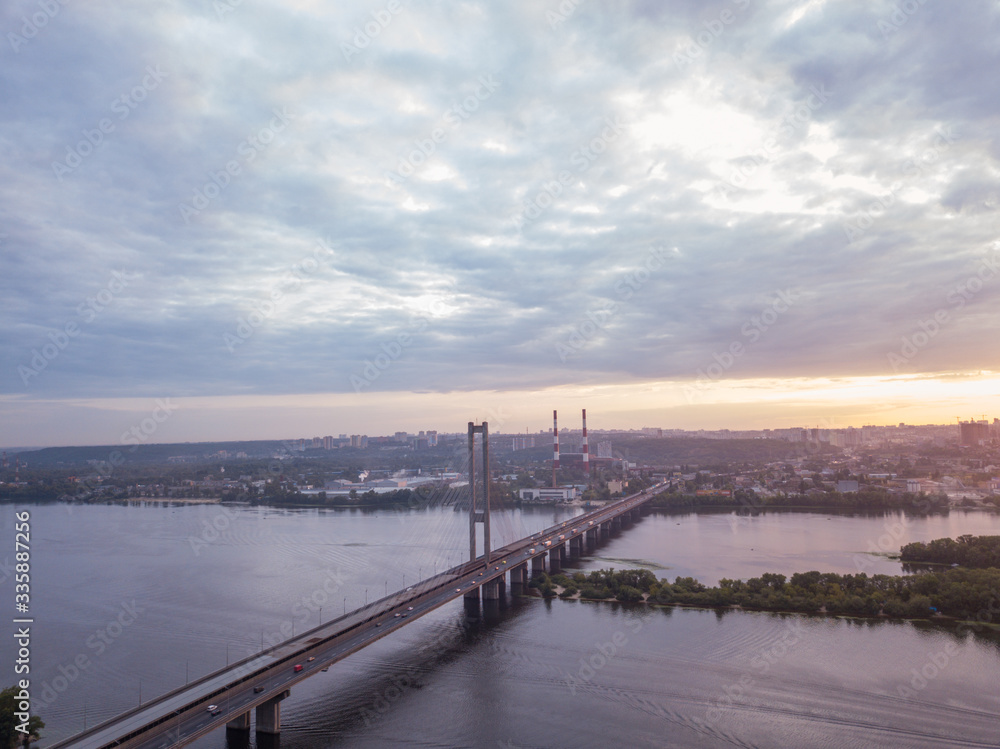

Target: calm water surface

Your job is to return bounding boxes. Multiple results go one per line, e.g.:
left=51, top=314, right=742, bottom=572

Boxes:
left=2, top=502, right=999, bottom=748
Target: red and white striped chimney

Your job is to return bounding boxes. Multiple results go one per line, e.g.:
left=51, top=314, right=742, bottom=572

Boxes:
left=552, top=410, right=560, bottom=488
left=582, top=408, right=589, bottom=473
left=553, top=410, right=560, bottom=469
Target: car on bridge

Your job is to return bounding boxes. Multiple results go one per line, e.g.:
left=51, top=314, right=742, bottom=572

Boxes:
left=294, top=664, right=304, bottom=672
left=207, top=705, right=220, bottom=715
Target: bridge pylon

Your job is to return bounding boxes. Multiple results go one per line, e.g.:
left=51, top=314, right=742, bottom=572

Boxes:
left=468, top=421, right=491, bottom=565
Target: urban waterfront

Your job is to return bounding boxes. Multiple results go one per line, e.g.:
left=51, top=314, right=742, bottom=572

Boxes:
left=4, top=502, right=1000, bottom=748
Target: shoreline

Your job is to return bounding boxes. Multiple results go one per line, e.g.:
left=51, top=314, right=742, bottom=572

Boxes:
left=524, top=587, right=1000, bottom=629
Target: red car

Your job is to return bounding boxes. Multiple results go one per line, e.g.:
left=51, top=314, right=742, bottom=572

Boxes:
left=293, top=664, right=304, bottom=672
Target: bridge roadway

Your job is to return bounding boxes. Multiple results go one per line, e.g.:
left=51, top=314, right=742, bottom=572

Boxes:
left=51, top=482, right=666, bottom=749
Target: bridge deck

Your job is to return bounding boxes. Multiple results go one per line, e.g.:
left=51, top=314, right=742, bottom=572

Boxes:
left=47, top=483, right=666, bottom=749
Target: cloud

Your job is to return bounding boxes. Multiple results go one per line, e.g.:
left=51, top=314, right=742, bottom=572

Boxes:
left=2, top=0, right=999, bottom=443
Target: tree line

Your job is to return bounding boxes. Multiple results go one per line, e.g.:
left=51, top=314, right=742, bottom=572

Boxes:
left=531, top=534, right=1000, bottom=622
left=900, top=534, right=1000, bottom=568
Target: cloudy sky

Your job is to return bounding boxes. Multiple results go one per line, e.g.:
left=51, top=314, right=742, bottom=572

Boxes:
left=2, top=0, right=999, bottom=447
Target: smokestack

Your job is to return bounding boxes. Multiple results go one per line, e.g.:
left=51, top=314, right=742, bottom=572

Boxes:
left=582, top=408, right=589, bottom=474
left=552, top=410, right=559, bottom=488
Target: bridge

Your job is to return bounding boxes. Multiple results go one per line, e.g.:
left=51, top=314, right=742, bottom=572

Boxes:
left=49, top=422, right=667, bottom=749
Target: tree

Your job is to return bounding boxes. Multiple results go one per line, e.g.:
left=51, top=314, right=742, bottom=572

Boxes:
left=616, top=585, right=644, bottom=603
left=0, top=686, right=44, bottom=748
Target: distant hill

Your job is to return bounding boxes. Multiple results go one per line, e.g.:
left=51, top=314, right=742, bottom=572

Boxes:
left=610, top=437, right=828, bottom=466
left=12, top=440, right=292, bottom=467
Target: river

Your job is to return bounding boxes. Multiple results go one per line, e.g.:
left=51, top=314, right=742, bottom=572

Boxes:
left=2, top=502, right=999, bottom=748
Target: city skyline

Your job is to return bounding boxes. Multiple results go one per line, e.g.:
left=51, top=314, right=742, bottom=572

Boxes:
left=1, top=399, right=992, bottom=451
left=3, top=1, right=1000, bottom=448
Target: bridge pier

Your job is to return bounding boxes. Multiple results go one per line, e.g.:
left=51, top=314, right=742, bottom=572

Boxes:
left=464, top=593, right=481, bottom=618
left=549, top=544, right=564, bottom=571
left=570, top=535, right=583, bottom=557
left=227, top=711, right=251, bottom=731
left=226, top=727, right=252, bottom=749
left=511, top=562, right=528, bottom=595
left=255, top=690, right=290, bottom=735
left=482, top=578, right=500, bottom=600
left=586, top=528, right=598, bottom=544
left=531, top=553, right=546, bottom=577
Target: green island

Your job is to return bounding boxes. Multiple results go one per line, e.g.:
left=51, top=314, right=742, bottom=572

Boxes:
left=530, top=535, right=1000, bottom=623
left=900, top=534, right=1000, bottom=568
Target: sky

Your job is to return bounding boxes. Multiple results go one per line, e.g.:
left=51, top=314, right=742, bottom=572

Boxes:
left=2, top=0, right=1000, bottom=448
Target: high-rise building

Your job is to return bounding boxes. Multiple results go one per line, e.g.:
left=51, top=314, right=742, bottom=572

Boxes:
left=959, top=419, right=991, bottom=446
left=512, top=435, right=535, bottom=450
